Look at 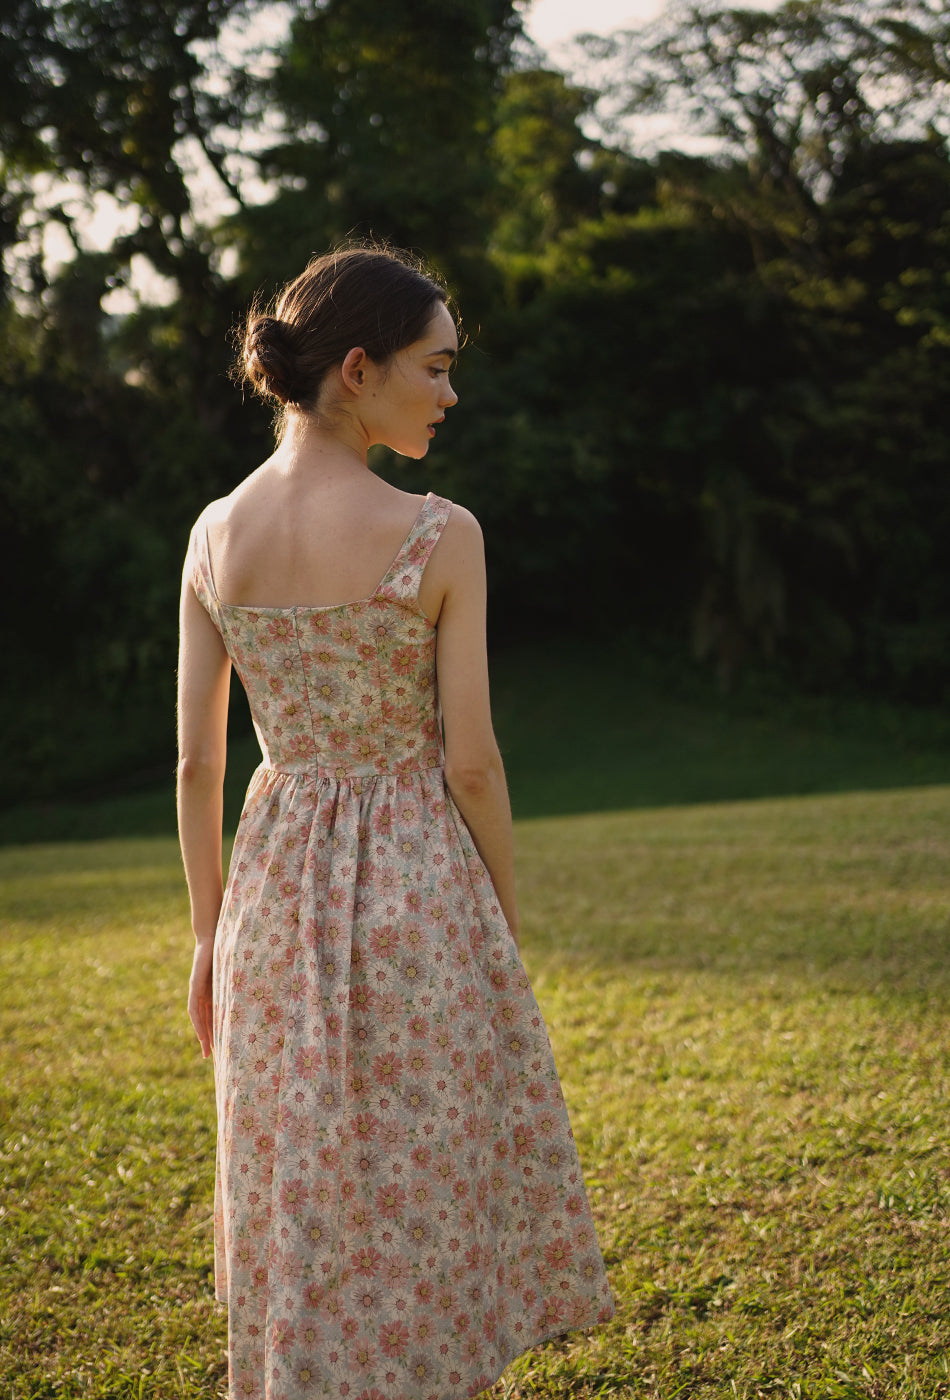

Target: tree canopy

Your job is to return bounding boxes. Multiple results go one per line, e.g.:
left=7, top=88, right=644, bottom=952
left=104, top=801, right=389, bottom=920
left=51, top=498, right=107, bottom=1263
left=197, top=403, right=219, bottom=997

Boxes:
left=3, top=0, right=950, bottom=802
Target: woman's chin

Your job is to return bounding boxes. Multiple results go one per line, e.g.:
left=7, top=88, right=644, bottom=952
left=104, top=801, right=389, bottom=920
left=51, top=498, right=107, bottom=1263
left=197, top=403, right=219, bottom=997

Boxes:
left=382, top=437, right=429, bottom=460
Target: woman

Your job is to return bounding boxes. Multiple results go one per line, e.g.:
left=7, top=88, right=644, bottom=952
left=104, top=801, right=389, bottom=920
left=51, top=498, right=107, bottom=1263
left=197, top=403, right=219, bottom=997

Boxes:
left=177, top=244, right=613, bottom=1400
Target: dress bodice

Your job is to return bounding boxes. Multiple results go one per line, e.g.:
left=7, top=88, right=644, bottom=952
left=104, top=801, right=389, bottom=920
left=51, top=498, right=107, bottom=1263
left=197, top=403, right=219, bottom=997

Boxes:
left=189, top=493, right=453, bottom=779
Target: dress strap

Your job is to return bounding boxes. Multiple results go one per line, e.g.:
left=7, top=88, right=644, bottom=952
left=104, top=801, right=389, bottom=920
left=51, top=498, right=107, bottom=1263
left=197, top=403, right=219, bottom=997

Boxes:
left=376, top=493, right=453, bottom=609
left=188, top=510, right=224, bottom=632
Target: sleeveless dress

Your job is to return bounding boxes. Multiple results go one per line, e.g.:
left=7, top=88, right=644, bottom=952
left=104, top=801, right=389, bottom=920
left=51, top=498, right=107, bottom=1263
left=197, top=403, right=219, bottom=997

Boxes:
left=187, top=492, right=614, bottom=1400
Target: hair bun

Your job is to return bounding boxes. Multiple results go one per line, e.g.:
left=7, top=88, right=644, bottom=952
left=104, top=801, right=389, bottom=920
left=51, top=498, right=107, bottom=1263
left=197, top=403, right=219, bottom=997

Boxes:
left=235, top=244, right=449, bottom=422
left=244, top=316, right=300, bottom=405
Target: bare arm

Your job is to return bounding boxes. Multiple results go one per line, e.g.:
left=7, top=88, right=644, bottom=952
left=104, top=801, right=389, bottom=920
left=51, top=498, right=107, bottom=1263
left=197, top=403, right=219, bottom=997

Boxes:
left=433, top=509, right=519, bottom=941
left=177, top=568, right=231, bottom=1057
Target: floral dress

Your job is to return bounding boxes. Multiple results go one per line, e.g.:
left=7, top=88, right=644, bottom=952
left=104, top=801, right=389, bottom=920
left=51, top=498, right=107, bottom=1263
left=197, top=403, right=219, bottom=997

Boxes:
left=187, top=492, right=614, bottom=1400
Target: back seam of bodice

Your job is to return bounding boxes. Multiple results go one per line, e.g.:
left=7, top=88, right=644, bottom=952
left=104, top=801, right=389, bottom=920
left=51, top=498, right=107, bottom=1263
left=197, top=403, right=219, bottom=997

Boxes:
left=291, top=611, right=321, bottom=760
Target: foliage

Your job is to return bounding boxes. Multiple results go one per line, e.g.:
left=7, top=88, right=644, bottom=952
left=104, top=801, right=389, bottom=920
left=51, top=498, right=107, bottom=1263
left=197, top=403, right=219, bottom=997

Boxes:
left=0, top=0, right=252, bottom=283
left=566, top=0, right=950, bottom=682
left=0, top=0, right=278, bottom=802
left=586, top=0, right=950, bottom=190
left=3, top=0, right=950, bottom=800
left=227, top=0, right=524, bottom=303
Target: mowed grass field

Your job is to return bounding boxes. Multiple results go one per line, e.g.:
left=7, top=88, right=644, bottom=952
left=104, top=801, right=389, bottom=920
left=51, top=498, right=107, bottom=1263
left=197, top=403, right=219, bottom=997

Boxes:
left=2, top=777, right=949, bottom=1398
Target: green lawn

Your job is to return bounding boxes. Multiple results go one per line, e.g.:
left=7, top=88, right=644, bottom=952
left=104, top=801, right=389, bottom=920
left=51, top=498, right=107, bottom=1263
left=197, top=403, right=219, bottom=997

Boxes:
left=2, top=783, right=948, bottom=1397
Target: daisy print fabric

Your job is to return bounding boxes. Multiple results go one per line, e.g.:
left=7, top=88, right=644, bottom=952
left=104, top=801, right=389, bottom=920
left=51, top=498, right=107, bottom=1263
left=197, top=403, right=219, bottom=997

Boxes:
left=187, top=493, right=614, bottom=1400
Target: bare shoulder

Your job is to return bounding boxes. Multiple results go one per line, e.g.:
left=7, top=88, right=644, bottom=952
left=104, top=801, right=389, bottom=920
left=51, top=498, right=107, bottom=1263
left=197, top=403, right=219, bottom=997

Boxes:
left=199, top=462, right=275, bottom=532
left=442, top=501, right=482, bottom=538
left=428, top=502, right=485, bottom=585
left=435, top=502, right=484, bottom=564
left=196, top=493, right=230, bottom=528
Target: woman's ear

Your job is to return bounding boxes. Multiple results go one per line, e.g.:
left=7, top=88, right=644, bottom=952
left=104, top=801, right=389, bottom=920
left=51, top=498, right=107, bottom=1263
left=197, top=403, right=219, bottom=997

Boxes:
left=341, top=346, right=368, bottom=394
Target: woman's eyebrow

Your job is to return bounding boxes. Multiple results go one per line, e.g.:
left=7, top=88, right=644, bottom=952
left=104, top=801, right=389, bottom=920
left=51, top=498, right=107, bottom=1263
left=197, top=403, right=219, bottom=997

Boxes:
left=427, top=347, right=459, bottom=359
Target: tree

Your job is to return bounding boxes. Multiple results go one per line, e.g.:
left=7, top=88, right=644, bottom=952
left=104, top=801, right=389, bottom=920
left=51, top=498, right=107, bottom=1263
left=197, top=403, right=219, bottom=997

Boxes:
left=0, top=0, right=273, bottom=802
left=586, top=0, right=950, bottom=198
left=0, top=0, right=253, bottom=291
left=567, top=0, right=950, bottom=689
left=227, top=0, right=524, bottom=302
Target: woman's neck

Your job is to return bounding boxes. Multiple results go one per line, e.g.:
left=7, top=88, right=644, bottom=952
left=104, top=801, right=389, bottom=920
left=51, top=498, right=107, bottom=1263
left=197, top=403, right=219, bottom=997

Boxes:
left=274, top=410, right=371, bottom=481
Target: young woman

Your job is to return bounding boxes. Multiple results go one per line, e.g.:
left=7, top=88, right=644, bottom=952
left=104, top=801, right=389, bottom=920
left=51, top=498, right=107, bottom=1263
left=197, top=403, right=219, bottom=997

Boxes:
left=177, top=244, right=613, bottom=1400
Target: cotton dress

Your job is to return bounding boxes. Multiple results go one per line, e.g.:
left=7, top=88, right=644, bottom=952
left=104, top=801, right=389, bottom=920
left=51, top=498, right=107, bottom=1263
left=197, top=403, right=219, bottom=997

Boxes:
left=188, top=492, right=614, bottom=1400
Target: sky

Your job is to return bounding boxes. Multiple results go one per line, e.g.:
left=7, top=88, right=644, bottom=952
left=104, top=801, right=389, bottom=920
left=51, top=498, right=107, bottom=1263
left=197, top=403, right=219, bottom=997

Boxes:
left=522, top=0, right=782, bottom=155
left=524, top=0, right=783, bottom=51
left=524, top=0, right=665, bottom=48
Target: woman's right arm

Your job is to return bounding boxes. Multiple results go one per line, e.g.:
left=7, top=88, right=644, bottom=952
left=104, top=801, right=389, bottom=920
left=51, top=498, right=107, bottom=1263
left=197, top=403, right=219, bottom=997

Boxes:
left=177, top=567, right=231, bottom=1057
left=432, top=508, right=519, bottom=942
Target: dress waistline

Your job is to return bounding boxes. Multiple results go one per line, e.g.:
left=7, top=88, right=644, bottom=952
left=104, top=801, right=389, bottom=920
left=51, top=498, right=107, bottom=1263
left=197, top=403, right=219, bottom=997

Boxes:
left=255, top=761, right=445, bottom=788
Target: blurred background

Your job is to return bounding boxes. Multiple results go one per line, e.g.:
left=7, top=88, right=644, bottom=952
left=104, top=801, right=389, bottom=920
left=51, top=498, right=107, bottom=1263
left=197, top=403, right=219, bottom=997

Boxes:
left=3, top=0, right=950, bottom=832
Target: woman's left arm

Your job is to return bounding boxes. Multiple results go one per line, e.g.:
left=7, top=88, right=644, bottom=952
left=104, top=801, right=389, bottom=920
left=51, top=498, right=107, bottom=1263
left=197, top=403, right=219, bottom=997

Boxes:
left=177, top=569, right=231, bottom=1059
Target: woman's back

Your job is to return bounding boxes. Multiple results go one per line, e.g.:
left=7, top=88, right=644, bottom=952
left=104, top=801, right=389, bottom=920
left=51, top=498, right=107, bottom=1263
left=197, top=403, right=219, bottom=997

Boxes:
left=191, top=489, right=451, bottom=778
left=203, top=469, right=447, bottom=619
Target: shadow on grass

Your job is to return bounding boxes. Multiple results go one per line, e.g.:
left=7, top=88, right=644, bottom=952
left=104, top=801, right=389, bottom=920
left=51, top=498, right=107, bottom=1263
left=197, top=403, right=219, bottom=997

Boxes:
left=3, top=638, right=950, bottom=844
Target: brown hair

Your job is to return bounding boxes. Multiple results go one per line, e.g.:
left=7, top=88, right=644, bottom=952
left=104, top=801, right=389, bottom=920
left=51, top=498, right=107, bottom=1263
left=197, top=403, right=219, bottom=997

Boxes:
left=240, top=243, right=450, bottom=418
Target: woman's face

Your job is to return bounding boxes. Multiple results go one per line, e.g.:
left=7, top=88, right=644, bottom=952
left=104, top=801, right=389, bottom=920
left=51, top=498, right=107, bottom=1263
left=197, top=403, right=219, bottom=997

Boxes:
left=367, top=302, right=459, bottom=458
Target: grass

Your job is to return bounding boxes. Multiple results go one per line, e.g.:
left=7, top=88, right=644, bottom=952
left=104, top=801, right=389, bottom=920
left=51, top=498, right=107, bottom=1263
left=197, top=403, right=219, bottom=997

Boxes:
left=508, top=788, right=950, bottom=1398
left=2, top=783, right=949, bottom=1397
